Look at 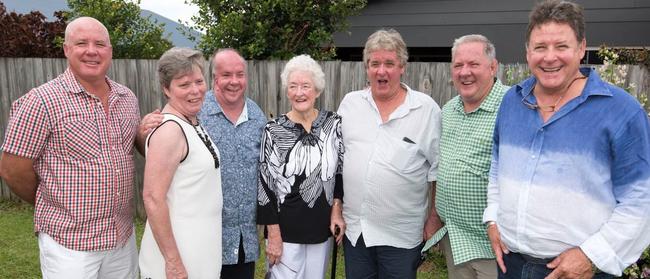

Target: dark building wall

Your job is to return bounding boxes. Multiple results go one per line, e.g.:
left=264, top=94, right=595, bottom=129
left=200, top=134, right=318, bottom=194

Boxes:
left=334, top=0, right=650, bottom=63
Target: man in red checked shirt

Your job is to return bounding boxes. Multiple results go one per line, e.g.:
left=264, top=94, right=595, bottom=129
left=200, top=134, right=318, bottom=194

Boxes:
left=0, top=17, right=151, bottom=279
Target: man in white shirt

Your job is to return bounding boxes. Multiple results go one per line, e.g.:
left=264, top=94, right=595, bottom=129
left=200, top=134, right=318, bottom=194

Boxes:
left=337, top=28, right=442, bottom=279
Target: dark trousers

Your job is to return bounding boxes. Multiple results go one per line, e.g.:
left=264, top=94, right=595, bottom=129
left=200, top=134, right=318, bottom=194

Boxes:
left=343, top=234, right=422, bottom=279
left=220, top=236, right=255, bottom=279
left=499, top=252, right=613, bottom=279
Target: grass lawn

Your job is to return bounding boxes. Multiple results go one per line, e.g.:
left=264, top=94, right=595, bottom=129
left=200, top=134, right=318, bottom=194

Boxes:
left=0, top=199, right=447, bottom=278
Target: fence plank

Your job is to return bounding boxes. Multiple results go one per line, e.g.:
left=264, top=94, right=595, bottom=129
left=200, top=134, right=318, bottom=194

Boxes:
left=0, top=57, right=647, bottom=217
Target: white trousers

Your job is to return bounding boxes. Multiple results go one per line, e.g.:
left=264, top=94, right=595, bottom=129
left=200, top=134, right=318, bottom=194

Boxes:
left=266, top=238, right=333, bottom=279
left=38, top=231, right=138, bottom=279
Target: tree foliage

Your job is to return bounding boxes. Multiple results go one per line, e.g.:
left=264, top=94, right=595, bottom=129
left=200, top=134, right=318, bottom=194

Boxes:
left=65, top=0, right=173, bottom=59
left=0, top=2, right=67, bottom=58
left=188, top=0, right=367, bottom=60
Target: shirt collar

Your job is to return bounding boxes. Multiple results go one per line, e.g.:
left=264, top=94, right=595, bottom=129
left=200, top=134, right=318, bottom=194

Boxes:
left=60, top=67, right=124, bottom=96
left=515, top=67, right=612, bottom=101
left=234, top=102, right=249, bottom=125
left=361, top=83, right=423, bottom=115
left=453, top=78, right=506, bottom=114
left=203, top=90, right=263, bottom=124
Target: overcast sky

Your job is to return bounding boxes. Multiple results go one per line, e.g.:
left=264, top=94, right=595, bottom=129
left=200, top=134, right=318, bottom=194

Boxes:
left=139, top=0, right=199, bottom=25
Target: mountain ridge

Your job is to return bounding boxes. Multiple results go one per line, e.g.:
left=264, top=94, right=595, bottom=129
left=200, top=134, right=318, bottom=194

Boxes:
left=2, top=0, right=200, bottom=48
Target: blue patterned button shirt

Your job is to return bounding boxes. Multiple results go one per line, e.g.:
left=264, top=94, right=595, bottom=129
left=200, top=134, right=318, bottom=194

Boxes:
left=198, top=91, right=267, bottom=264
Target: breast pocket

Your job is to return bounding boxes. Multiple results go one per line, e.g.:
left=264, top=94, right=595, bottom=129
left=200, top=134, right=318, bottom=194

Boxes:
left=119, top=117, right=139, bottom=153
left=63, top=118, right=101, bottom=161
left=377, top=135, right=421, bottom=172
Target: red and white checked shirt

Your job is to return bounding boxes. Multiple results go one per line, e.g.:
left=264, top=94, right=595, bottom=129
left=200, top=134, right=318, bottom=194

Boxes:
left=2, top=68, right=140, bottom=251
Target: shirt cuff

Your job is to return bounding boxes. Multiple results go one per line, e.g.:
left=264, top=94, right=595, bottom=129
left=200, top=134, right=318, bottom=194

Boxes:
left=580, top=232, right=623, bottom=276
left=482, top=204, right=498, bottom=223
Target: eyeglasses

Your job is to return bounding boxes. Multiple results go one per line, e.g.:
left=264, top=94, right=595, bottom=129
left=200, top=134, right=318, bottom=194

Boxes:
left=192, top=122, right=220, bottom=169
left=521, top=75, right=586, bottom=112
left=521, top=93, right=564, bottom=112
left=288, top=84, right=313, bottom=92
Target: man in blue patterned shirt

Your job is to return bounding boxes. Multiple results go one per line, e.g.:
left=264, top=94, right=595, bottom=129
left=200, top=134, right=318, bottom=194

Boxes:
left=198, top=49, right=267, bottom=279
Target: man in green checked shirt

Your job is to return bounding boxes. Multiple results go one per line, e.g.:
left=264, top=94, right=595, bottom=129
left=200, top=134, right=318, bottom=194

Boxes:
left=428, top=34, right=508, bottom=279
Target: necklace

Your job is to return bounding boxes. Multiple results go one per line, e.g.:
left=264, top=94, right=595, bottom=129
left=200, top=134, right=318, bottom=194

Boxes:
left=183, top=115, right=220, bottom=169
left=533, top=75, right=587, bottom=112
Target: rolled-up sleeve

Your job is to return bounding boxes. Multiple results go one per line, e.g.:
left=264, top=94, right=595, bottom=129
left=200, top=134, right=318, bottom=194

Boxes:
left=580, top=108, right=650, bottom=276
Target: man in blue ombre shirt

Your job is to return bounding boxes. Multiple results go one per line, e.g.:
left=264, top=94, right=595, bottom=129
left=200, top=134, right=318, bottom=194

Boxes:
left=482, top=1, right=650, bottom=279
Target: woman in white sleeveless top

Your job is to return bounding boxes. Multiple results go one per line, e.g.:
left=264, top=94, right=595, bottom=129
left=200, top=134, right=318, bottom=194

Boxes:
left=139, top=47, right=222, bottom=278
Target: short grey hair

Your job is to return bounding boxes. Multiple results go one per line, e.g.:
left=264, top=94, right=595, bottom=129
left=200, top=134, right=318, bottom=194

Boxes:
left=363, top=29, right=409, bottom=68
left=452, top=34, right=496, bottom=61
left=157, top=47, right=205, bottom=90
left=280, top=54, right=325, bottom=94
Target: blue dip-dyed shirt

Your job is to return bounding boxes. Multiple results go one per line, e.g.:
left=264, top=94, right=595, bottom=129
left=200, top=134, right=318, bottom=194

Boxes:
left=198, top=91, right=267, bottom=265
left=483, top=68, right=650, bottom=276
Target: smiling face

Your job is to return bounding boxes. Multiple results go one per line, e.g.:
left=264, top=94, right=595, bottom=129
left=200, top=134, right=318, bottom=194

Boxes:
left=526, top=21, right=586, bottom=95
left=63, top=17, right=112, bottom=85
left=287, top=70, right=320, bottom=114
left=451, top=41, right=497, bottom=109
left=213, top=50, right=247, bottom=107
left=165, top=66, right=207, bottom=117
left=366, top=49, right=405, bottom=101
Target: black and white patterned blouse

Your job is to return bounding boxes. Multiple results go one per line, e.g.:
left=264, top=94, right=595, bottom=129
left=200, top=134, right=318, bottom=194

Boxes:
left=257, top=110, right=344, bottom=244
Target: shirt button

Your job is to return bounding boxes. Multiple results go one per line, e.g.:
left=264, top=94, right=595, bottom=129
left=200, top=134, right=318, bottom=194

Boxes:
left=531, top=155, right=536, bottom=159
left=234, top=248, right=238, bottom=254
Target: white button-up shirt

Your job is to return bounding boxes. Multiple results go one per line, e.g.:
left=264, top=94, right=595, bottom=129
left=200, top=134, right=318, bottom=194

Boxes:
left=338, top=84, right=441, bottom=249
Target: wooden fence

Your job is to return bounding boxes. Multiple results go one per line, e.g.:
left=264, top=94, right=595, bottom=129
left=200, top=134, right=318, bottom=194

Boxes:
left=1, top=57, right=648, bottom=217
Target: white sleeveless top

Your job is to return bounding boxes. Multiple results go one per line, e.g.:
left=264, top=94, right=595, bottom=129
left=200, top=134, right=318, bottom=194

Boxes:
left=139, top=114, right=222, bottom=278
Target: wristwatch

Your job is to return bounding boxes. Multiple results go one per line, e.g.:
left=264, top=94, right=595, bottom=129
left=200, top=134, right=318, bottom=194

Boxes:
left=587, top=257, right=600, bottom=274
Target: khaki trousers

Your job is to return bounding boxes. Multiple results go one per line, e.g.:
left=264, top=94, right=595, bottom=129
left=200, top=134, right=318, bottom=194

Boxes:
left=440, top=234, right=497, bottom=279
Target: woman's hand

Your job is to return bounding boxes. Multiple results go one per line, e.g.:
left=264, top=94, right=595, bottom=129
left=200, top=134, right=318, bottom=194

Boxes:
left=165, top=257, right=188, bottom=279
left=330, top=198, right=346, bottom=245
left=266, top=225, right=283, bottom=265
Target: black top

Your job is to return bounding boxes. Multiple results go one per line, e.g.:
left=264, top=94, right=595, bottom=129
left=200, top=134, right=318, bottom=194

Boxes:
left=257, top=110, right=344, bottom=244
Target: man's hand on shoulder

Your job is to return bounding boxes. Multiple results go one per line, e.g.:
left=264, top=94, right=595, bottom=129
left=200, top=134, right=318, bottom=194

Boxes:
left=545, top=247, right=594, bottom=279
left=139, top=109, right=164, bottom=137
left=136, top=109, right=164, bottom=155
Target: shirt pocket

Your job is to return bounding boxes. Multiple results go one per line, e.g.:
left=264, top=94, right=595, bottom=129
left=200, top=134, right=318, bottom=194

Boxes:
left=459, top=158, right=489, bottom=181
left=118, top=116, right=139, bottom=154
left=63, top=117, right=101, bottom=161
left=377, top=135, right=421, bottom=172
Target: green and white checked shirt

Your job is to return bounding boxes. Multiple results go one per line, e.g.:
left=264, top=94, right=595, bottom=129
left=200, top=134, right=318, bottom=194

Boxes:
left=433, top=79, right=508, bottom=265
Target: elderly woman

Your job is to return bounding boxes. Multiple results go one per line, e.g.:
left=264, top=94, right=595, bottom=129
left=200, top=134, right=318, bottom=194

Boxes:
left=139, top=47, right=222, bottom=278
left=257, top=54, right=345, bottom=279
